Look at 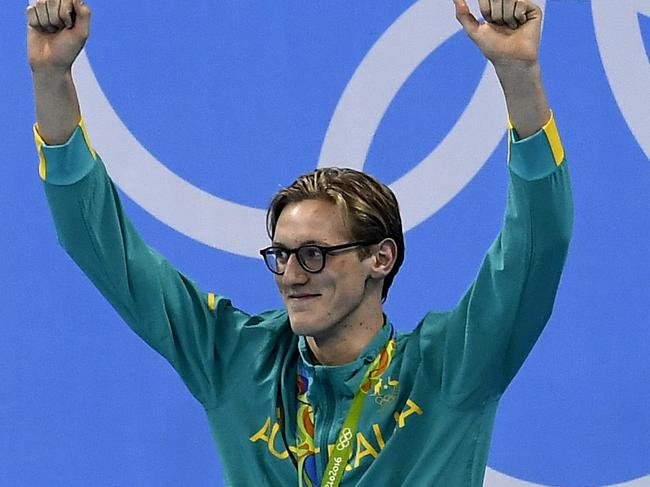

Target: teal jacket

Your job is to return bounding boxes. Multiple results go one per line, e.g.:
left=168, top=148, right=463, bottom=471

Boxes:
left=36, top=114, right=573, bottom=486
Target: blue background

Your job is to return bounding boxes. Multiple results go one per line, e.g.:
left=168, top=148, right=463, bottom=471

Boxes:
left=2, top=1, right=649, bottom=486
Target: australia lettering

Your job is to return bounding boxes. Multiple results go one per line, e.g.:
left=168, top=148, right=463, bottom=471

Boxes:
left=249, top=399, right=424, bottom=469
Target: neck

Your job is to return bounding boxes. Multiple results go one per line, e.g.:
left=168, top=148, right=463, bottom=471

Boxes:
left=305, top=313, right=384, bottom=366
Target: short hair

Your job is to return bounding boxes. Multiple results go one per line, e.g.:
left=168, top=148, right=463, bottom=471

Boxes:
left=266, top=167, right=405, bottom=301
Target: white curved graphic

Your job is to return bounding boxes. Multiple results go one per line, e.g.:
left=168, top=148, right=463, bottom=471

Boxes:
left=593, top=0, right=650, bottom=161
left=73, top=52, right=268, bottom=258
left=318, top=0, right=508, bottom=230
left=590, top=4, right=650, bottom=486
left=71, top=0, right=649, bottom=485
left=73, top=0, right=511, bottom=257
left=484, top=468, right=650, bottom=487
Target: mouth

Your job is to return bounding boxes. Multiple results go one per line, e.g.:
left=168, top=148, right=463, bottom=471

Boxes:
left=288, top=293, right=321, bottom=302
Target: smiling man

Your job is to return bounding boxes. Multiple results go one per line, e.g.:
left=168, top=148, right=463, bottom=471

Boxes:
left=263, top=171, right=404, bottom=367
left=28, top=0, right=573, bottom=485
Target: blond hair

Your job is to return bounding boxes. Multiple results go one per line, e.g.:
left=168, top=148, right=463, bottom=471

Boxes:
left=266, top=167, right=404, bottom=301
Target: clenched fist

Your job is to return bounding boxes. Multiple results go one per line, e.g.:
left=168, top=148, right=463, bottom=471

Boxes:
left=27, top=0, right=92, bottom=72
left=453, top=0, right=542, bottom=68
left=453, top=0, right=550, bottom=137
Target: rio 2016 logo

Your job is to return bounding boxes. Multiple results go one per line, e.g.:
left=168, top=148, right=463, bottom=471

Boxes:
left=66, top=0, right=649, bottom=485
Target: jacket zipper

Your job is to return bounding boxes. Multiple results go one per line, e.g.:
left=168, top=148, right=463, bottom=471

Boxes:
left=318, top=376, right=336, bottom=479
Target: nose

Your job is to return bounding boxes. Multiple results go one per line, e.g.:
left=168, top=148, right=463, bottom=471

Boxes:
left=281, top=253, right=309, bottom=285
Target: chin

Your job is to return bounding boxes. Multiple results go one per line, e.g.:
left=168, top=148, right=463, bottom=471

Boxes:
left=287, top=312, right=329, bottom=337
left=288, top=318, right=319, bottom=337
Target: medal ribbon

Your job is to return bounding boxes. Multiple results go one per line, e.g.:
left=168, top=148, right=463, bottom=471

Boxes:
left=296, top=328, right=396, bottom=487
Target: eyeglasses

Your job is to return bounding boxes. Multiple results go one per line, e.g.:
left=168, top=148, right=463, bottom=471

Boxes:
left=259, top=240, right=381, bottom=275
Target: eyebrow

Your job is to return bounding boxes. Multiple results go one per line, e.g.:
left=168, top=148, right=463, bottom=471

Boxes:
left=271, top=239, right=325, bottom=248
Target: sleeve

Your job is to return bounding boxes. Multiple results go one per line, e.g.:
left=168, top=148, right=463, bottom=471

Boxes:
left=34, top=120, right=257, bottom=409
left=418, top=112, right=574, bottom=408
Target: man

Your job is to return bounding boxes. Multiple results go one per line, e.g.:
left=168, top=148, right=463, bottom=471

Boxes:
left=28, top=0, right=573, bottom=485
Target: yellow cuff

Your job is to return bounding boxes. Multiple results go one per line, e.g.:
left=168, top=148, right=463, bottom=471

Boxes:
left=508, top=111, right=565, bottom=168
left=33, top=118, right=97, bottom=181
left=540, top=112, right=565, bottom=167
left=207, top=292, right=217, bottom=311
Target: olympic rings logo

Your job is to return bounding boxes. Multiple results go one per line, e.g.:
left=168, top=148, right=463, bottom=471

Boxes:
left=336, top=428, right=354, bottom=451
left=374, top=392, right=398, bottom=407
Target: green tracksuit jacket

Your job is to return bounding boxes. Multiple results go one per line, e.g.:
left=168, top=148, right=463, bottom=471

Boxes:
left=35, top=113, right=573, bottom=486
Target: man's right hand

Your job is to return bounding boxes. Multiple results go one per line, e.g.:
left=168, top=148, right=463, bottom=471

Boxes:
left=27, top=0, right=91, bottom=73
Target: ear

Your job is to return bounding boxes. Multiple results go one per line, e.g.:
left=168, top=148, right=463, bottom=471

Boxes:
left=369, top=238, right=398, bottom=280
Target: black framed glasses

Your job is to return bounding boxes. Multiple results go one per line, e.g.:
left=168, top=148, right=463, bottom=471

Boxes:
left=259, top=240, right=381, bottom=275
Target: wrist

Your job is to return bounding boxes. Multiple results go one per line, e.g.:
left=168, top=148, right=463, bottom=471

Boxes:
left=495, top=63, right=550, bottom=138
left=32, top=67, right=81, bottom=146
left=493, top=62, right=542, bottom=88
left=31, top=64, right=73, bottom=79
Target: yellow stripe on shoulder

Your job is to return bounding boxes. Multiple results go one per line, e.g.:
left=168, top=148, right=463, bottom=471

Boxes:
left=207, top=292, right=216, bottom=311
left=542, top=111, right=565, bottom=166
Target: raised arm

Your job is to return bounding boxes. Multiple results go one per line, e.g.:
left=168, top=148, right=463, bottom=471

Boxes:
left=417, top=1, right=573, bottom=407
left=26, top=1, right=267, bottom=409
left=28, top=0, right=88, bottom=144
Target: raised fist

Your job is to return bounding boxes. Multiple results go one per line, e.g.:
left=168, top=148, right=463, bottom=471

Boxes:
left=27, top=0, right=92, bottom=72
left=454, top=0, right=543, bottom=68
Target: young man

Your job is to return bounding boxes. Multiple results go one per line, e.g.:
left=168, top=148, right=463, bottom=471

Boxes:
left=28, top=0, right=573, bottom=485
